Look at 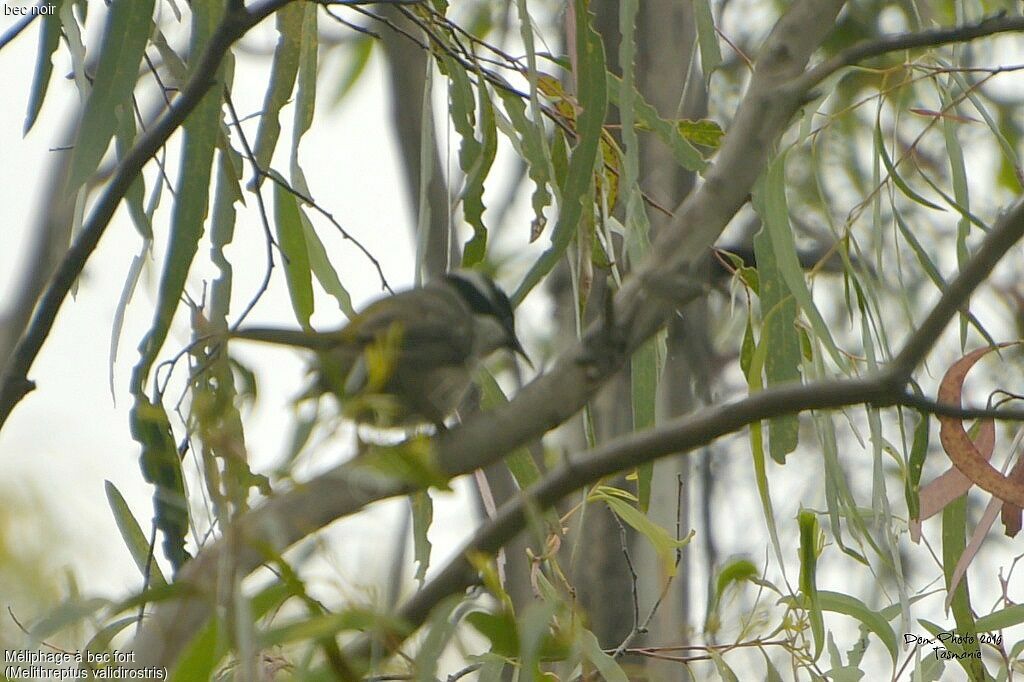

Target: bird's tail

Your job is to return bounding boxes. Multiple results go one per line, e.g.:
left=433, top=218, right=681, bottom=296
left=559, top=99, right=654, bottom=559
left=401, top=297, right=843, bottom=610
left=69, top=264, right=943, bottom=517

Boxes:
left=229, top=327, right=339, bottom=351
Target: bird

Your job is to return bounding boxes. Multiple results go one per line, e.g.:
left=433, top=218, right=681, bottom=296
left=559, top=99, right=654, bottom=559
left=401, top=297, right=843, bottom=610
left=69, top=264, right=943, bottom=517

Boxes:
left=228, top=271, right=528, bottom=428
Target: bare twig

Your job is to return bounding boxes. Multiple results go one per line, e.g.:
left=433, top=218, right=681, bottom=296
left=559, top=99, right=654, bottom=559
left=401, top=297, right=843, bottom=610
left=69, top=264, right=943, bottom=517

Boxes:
left=222, top=91, right=279, bottom=328
left=257, top=169, right=394, bottom=294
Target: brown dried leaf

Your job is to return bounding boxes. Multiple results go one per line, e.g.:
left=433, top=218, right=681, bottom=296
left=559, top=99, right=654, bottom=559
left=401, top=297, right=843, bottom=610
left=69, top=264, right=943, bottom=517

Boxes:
left=937, top=344, right=1024, bottom=507
left=1001, top=457, right=1024, bottom=537
left=909, top=420, right=994, bottom=543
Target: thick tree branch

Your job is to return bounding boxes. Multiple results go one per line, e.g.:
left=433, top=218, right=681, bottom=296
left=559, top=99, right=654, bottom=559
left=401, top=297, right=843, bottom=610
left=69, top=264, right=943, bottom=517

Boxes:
left=892, top=200, right=1024, bottom=377
left=0, top=0, right=294, bottom=430
left=799, top=14, right=1024, bottom=90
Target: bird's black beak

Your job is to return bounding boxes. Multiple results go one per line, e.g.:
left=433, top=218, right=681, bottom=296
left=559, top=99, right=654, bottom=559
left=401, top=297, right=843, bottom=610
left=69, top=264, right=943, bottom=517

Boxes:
left=508, top=335, right=533, bottom=369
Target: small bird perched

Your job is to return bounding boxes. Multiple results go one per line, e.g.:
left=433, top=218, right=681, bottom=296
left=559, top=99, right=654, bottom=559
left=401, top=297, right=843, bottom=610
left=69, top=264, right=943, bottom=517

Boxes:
left=229, top=271, right=528, bottom=428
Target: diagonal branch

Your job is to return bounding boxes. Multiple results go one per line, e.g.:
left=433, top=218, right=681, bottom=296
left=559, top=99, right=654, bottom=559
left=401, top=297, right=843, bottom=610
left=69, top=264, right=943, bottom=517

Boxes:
left=799, top=13, right=1024, bottom=90
left=892, top=200, right=1024, bottom=377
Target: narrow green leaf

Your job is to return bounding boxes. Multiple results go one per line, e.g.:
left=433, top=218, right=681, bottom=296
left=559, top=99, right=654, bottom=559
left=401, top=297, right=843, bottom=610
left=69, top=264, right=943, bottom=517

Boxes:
left=752, top=181, right=800, bottom=463
left=130, top=0, right=222, bottom=387
left=706, top=558, right=758, bottom=633
left=579, top=629, right=628, bottom=682
left=975, top=604, right=1024, bottom=632
left=210, top=146, right=244, bottom=325
left=301, top=212, right=356, bottom=319
left=905, top=410, right=929, bottom=521
left=260, top=610, right=389, bottom=648
left=740, top=317, right=755, bottom=375
left=676, top=119, right=724, bottom=149
left=58, top=0, right=87, bottom=98
left=941, top=497, right=988, bottom=679
left=330, top=36, right=374, bottom=105
left=129, top=396, right=190, bottom=572
left=950, top=72, right=1020, bottom=190
left=24, top=0, right=65, bottom=133
left=109, top=582, right=192, bottom=615
left=273, top=179, right=315, bottom=329
left=496, top=89, right=552, bottom=237
left=467, top=610, right=519, bottom=657
left=66, top=0, right=156, bottom=194
left=513, top=0, right=608, bottom=305
left=618, top=0, right=656, bottom=510
left=411, top=491, right=433, bottom=586
left=693, top=0, right=722, bottom=85
left=709, top=650, right=740, bottom=682
left=510, top=0, right=554, bottom=239
left=169, top=619, right=222, bottom=682
left=894, top=212, right=992, bottom=344
left=798, top=509, right=824, bottom=660
left=171, top=584, right=292, bottom=682
left=517, top=601, right=559, bottom=681
left=763, top=651, right=784, bottom=682
left=109, top=248, right=146, bottom=399
left=253, top=3, right=303, bottom=171
left=463, top=79, right=498, bottom=266
left=817, top=591, right=897, bottom=663
left=873, top=121, right=945, bottom=212
left=151, top=30, right=188, bottom=85
left=590, top=487, right=692, bottom=574
left=358, top=438, right=450, bottom=490
left=606, top=73, right=705, bottom=172
left=477, top=369, right=542, bottom=489
left=413, top=600, right=464, bottom=682
left=114, top=102, right=152, bottom=240
left=631, top=339, right=656, bottom=510
left=30, top=598, right=110, bottom=640
left=714, top=558, right=758, bottom=605
left=292, top=2, right=317, bottom=147
left=104, top=481, right=166, bottom=586
left=84, top=616, right=137, bottom=656
left=757, top=155, right=845, bottom=368
left=814, top=409, right=873, bottom=563
left=745, top=337, right=787, bottom=580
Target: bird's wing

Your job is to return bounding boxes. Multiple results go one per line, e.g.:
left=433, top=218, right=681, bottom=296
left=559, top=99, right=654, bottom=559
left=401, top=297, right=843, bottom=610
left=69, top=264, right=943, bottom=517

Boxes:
left=348, top=286, right=474, bottom=366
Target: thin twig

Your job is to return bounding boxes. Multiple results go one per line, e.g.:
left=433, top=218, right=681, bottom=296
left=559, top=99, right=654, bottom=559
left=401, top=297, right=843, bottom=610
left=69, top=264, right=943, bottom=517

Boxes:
left=257, top=169, right=394, bottom=294
left=222, top=91, right=279, bottom=328
left=320, top=5, right=381, bottom=39
left=799, top=14, right=1024, bottom=90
